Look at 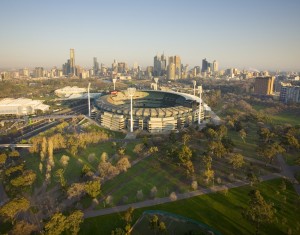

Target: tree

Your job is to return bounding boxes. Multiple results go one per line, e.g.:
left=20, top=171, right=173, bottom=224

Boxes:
left=66, top=210, right=84, bottom=235
left=239, top=129, right=247, bottom=143
left=10, top=170, right=36, bottom=187
left=0, top=197, right=30, bottom=222
left=191, top=180, right=198, bottom=190
left=207, top=141, right=227, bottom=158
left=243, top=190, right=275, bottom=235
left=67, top=183, right=86, bottom=199
left=150, top=186, right=158, bottom=198
left=169, top=192, right=177, bottom=201
left=48, top=138, right=54, bottom=167
left=177, top=144, right=194, bottom=176
left=258, top=142, right=285, bottom=164
left=258, top=127, right=276, bottom=143
left=9, top=150, right=20, bottom=158
left=228, top=153, right=245, bottom=169
left=44, top=210, right=83, bottom=235
left=0, top=153, right=7, bottom=165
left=55, top=169, right=67, bottom=188
left=85, top=180, right=101, bottom=198
left=158, top=221, right=167, bottom=233
left=203, top=169, right=214, bottom=183
left=10, top=220, right=38, bottom=235
left=217, top=125, right=228, bottom=140
left=123, top=207, right=134, bottom=224
left=136, top=190, right=144, bottom=200
left=60, top=155, right=70, bottom=168
left=98, top=161, right=120, bottom=180
left=116, top=157, right=131, bottom=172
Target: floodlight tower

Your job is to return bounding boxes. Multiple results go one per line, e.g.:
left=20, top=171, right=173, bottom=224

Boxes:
left=88, top=83, right=91, bottom=117
left=198, top=85, right=202, bottom=125
left=127, top=87, right=136, bottom=132
left=154, top=77, right=159, bottom=90
left=192, top=80, right=197, bottom=96
left=112, top=78, right=117, bottom=91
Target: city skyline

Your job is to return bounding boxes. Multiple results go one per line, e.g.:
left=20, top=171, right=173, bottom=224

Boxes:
left=1, top=0, right=300, bottom=71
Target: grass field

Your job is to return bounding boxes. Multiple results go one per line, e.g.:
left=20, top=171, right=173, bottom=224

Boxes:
left=81, top=179, right=300, bottom=235
left=270, top=112, right=300, bottom=126
left=97, top=156, right=190, bottom=209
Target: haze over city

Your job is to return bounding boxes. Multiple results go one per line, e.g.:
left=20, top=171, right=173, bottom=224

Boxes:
left=1, top=0, right=300, bottom=71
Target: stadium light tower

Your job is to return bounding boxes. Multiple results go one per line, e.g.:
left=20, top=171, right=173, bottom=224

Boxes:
left=154, top=77, right=159, bottom=90
left=112, top=78, right=117, bottom=91
left=88, top=83, right=91, bottom=117
left=198, top=85, right=202, bottom=125
left=127, top=87, right=136, bottom=132
left=192, top=80, right=197, bottom=96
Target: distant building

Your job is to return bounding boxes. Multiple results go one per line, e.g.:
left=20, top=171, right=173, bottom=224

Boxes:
left=212, top=60, right=218, bottom=72
left=153, top=54, right=167, bottom=76
left=280, top=83, right=300, bottom=103
left=70, top=48, right=75, bottom=76
left=0, top=98, right=49, bottom=116
left=174, top=55, right=181, bottom=79
left=34, top=67, right=44, bottom=78
left=93, top=57, right=99, bottom=75
left=202, top=58, right=209, bottom=73
left=254, top=76, right=275, bottom=95
left=167, top=62, right=176, bottom=80
left=55, top=86, right=87, bottom=98
left=62, top=49, right=76, bottom=76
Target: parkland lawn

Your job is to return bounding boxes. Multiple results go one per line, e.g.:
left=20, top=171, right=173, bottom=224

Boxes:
left=81, top=179, right=300, bottom=235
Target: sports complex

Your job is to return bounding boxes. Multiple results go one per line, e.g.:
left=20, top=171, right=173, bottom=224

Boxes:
left=96, top=90, right=214, bottom=133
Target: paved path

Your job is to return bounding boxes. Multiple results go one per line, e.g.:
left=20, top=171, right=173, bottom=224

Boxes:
left=84, top=173, right=281, bottom=219
left=276, top=154, right=300, bottom=195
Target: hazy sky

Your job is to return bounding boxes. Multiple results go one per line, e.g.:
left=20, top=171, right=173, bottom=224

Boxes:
left=1, top=0, right=300, bottom=71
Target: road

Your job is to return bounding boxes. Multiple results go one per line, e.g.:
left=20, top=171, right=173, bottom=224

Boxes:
left=84, top=173, right=281, bottom=219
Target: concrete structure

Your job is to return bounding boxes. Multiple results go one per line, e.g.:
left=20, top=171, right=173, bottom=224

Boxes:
left=55, top=86, right=87, bottom=98
left=96, top=90, right=209, bottom=133
left=167, top=63, right=176, bottom=80
left=0, top=98, right=49, bottom=116
left=70, top=48, right=75, bottom=76
left=280, top=84, right=300, bottom=103
left=254, top=76, right=275, bottom=95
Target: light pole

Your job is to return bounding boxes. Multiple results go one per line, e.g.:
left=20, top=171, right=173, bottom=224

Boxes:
left=127, top=87, right=136, bottom=132
left=198, top=85, right=202, bottom=125
left=154, top=77, right=159, bottom=90
left=192, top=80, right=196, bottom=96
left=112, top=78, right=117, bottom=91
left=88, top=83, right=91, bottom=117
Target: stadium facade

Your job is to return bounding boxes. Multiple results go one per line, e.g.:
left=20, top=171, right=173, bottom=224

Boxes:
left=96, top=90, right=212, bottom=133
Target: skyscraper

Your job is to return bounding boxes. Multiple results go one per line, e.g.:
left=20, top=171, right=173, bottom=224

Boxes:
left=174, top=55, right=181, bottom=79
left=153, top=53, right=167, bottom=76
left=254, top=77, right=275, bottom=95
left=202, top=58, right=208, bottom=73
left=70, top=49, right=75, bottom=76
left=167, top=62, right=175, bottom=80
left=212, top=60, right=218, bottom=72
left=93, top=57, right=99, bottom=75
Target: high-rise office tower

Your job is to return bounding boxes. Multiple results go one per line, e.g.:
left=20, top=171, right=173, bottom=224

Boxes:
left=167, top=62, right=176, bottom=80
left=174, top=55, right=181, bottom=79
left=254, top=77, right=275, bottom=95
left=212, top=60, right=218, bottom=72
left=93, top=57, right=99, bottom=75
left=153, top=53, right=167, bottom=76
left=70, top=49, right=75, bottom=76
left=201, top=58, right=208, bottom=73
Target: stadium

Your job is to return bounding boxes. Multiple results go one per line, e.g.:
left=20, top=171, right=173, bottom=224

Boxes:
left=96, top=90, right=213, bottom=133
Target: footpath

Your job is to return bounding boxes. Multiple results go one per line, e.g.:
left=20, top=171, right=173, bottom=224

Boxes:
left=84, top=172, right=281, bottom=218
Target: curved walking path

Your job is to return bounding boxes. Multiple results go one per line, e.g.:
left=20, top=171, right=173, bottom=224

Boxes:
left=84, top=172, right=281, bottom=219
left=276, top=154, right=300, bottom=195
